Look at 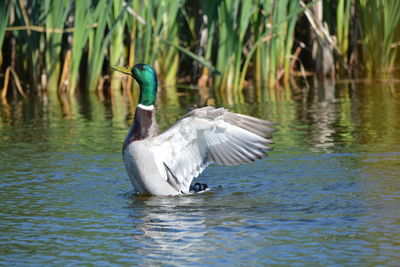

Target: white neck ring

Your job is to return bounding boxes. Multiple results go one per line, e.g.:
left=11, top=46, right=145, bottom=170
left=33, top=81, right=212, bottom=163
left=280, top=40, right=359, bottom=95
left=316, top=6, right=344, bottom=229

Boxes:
left=138, top=104, right=154, bottom=111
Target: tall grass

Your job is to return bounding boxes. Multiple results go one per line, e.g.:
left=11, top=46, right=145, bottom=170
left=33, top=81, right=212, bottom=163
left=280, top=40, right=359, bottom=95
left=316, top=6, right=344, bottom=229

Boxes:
left=69, top=1, right=94, bottom=92
left=252, top=0, right=301, bottom=88
left=1, top=0, right=400, bottom=101
left=86, top=0, right=112, bottom=92
left=44, top=0, right=69, bottom=92
left=0, top=0, right=11, bottom=66
left=213, top=0, right=254, bottom=96
left=109, top=0, right=127, bottom=92
left=336, top=0, right=351, bottom=62
left=153, top=0, right=181, bottom=87
left=11, top=0, right=43, bottom=92
left=358, top=0, right=400, bottom=77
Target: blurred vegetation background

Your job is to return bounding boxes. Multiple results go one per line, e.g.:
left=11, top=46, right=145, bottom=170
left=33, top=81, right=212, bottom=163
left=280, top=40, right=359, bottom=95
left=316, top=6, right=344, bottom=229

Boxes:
left=1, top=0, right=400, bottom=102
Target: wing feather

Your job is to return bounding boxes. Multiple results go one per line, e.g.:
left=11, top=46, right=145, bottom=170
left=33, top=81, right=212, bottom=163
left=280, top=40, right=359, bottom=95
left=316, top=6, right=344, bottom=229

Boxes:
left=152, top=107, right=275, bottom=193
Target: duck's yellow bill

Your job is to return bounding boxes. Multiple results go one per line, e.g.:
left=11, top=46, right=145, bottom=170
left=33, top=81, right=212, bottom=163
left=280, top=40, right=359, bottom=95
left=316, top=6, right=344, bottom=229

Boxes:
left=111, top=66, right=132, bottom=75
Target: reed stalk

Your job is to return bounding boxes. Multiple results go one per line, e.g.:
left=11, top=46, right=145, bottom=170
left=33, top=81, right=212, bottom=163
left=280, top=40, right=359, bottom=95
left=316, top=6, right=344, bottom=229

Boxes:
left=110, top=0, right=127, bottom=92
left=12, top=0, right=43, bottom=92
left=336, top=0, right=351, bottom=62
left=153, top=0, right=181, bottom=86
left=69, top=1, right=93, bottom=93
left=0, top=0, right=11, bottom=67
left=358, top=0, right=400, bottom=77
left=44, top=0, right=69, bottom=92
left=244, top=0, right=310, bottom=90
left=214, top=0, right=237, bottom=93
left=87, top=0, right=128, bottom=91
left=198, top=1, right=218, bottom=87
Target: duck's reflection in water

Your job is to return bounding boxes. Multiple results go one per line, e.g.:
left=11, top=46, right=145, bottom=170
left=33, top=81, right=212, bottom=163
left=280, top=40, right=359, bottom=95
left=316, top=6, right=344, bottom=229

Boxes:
left=127, top=194, right=211, bottom=263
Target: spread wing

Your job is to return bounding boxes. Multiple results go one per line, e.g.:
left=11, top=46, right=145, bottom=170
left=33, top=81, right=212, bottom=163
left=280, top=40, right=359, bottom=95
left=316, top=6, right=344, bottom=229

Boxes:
left=152, top=106, right=275, bottom=193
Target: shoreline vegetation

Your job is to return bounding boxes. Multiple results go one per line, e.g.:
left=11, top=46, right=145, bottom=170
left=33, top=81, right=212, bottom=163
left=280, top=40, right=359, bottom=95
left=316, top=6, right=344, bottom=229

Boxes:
left=1, top=0, right=400, bottom=103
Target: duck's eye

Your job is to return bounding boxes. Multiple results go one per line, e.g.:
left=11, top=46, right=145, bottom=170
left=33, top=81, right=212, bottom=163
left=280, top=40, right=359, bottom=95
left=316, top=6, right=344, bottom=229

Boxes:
left=138, top=65, right=145, bottom=71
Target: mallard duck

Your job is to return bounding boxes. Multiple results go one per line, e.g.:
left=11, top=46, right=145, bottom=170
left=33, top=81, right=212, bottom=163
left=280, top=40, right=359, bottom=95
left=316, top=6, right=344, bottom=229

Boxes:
left=113, top=64, right=275, bottom=196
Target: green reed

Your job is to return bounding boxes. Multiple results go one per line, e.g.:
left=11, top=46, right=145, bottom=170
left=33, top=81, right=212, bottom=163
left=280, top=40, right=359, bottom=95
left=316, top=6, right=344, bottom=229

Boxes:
left=86, top=0, right=112, bottom=92
left=197, top=0, right=307, bottom=96
left=13, top=0, right=43, bottom=92
left=336, top=0, right=351, bottom=62
left=254, top=0, right=301, bottom=88
left=44, top=0, right=69, bottom=91
left=0, top=0, right=10, bottom=66
left=69, top=1, right=95, bottom=92
left=109, top=0, right=127, bottom=92
left=358, top=0, right=400, bottom=77
left=131, top=0, right=181, bottom=86
left=244, top=0, right=309, bottom=90
left=1, top=0, right=400, bottom=100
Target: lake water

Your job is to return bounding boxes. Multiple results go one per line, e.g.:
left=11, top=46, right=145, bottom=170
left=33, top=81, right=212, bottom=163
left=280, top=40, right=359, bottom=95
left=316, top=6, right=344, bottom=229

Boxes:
left=1, top=81, right=400, bottom=265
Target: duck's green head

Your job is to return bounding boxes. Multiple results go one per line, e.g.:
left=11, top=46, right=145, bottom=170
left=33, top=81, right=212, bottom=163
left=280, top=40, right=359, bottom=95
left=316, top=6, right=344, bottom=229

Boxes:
left=113, top=64, right=158, bottom=106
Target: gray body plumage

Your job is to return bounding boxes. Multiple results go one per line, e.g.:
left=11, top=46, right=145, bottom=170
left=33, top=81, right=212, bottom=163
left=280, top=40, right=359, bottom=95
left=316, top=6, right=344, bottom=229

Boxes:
left=123, top=106, right=275, bottom=196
